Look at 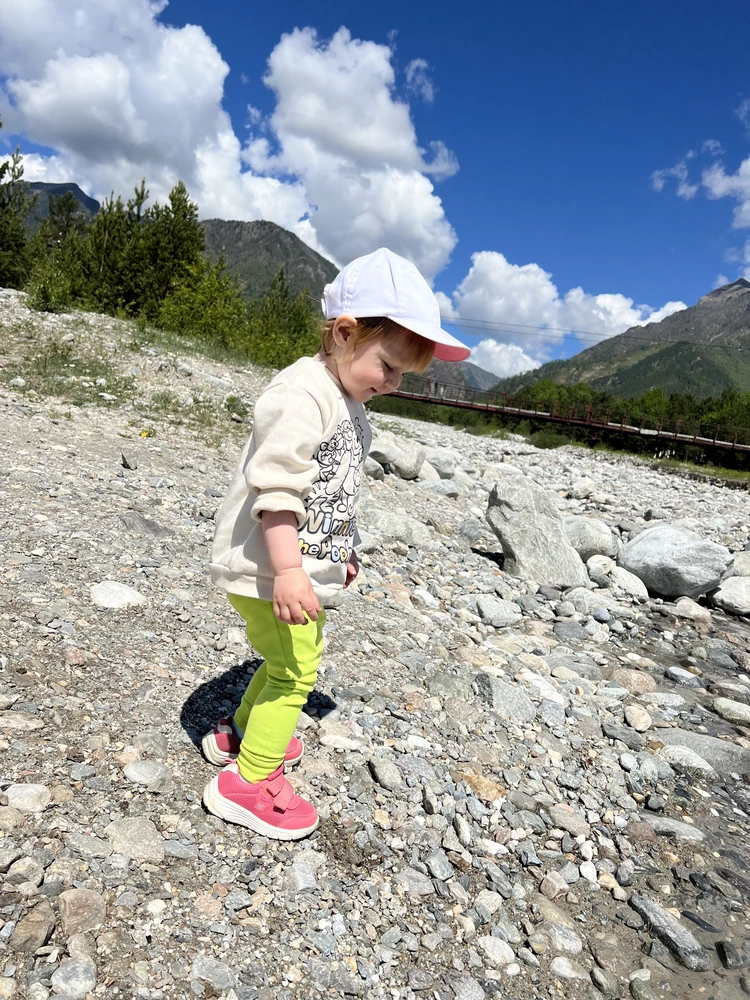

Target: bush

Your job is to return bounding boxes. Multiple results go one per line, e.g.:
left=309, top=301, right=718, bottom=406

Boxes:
left=529, top=429, right=572, bottom=449
left=27, top=255, right=76, bottom=312
left=244, top=269, right=320, bottom=368
left=158, top=260, right=247, bottom=348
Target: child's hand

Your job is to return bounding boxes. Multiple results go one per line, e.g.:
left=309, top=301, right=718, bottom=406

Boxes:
left=344, top=549, right=359, bottom=589
left=273, top=568, right=321, bottom=625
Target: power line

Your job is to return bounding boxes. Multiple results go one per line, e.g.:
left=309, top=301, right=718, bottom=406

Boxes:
left=439, top=314, right=750, bottom=352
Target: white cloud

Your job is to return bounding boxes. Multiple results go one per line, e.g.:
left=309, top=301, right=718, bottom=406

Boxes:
left=469, top=340, right=541, bottom=378
left=701, top=138, right=725, bottom=156
left=0, top=7, right=456, bottom=278
left=651, top=158, right=699, bottom=199
left=405, top=59, right=435, bottom=103
left=702, top=157, right=750, bottom=229
left=714, top=273, right=730, bottom=288
left=247, top=27, right=457, bottom=276
left=450, top=252, right=561, bottom=330
left=439, top=251, right=687, bottom=377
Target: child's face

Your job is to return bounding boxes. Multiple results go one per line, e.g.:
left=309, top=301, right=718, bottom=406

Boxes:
left=336, top=336, right=413, bottom=403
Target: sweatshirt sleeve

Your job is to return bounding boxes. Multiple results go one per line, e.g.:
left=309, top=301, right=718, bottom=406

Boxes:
left=245, top=383, right=325, bottom=527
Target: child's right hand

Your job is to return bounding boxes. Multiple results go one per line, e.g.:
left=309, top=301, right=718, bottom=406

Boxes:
left=272, top=568, right=321, bottom=625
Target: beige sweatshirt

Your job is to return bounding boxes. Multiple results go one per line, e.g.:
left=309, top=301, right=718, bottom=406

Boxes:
left=210, top=355, right=372, bottom=602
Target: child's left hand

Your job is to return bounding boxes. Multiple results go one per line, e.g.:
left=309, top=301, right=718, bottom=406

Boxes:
left=344, top=549, right=359, bottom=589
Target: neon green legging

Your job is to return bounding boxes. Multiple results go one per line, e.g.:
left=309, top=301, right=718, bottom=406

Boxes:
left=228, top=594, right=325, bottom=783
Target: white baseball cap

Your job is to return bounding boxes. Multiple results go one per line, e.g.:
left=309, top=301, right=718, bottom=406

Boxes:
left=321, top=247, right=470, bottom=362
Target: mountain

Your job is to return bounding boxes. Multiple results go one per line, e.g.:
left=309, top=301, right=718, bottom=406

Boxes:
left=426, top=357, right=500, bottom=390
left=27, top=182, right=100, bottom=223
left=495, top=278, right=750, bottom=398
left=202, top=219, right=339, bottom=302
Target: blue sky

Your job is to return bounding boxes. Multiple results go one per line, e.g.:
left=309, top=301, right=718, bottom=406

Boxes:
left=2, top=1, right=749, bottom=375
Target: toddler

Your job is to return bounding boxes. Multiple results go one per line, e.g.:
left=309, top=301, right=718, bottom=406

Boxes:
left=202, top=247, right=469, bottom=840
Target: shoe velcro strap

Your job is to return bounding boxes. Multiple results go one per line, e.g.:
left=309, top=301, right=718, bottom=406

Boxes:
left=267, top=774, right=294, bottom=811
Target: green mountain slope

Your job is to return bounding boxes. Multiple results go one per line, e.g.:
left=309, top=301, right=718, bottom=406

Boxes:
left=496, top=278, right=750, bottom=398
left=202, top=219, right=338, bottom=302
left=27, top=182, right=100, bottom=224
left=426, top=357, right=500, bottom=389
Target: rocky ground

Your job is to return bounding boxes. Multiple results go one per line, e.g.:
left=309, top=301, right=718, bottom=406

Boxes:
left=0, top=288, right=749, bottom=1000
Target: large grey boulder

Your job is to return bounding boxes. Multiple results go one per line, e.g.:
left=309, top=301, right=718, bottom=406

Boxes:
left=370, top=430, right=425, bottom=480
left=486, top=478, right=588, bottom=589
left=564, top=516, right=614, bottom=562
left=618, top=524, right=731, bottom=598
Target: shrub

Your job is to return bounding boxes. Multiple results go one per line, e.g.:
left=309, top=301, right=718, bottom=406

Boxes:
left=529, top=429, right=572, bottom=449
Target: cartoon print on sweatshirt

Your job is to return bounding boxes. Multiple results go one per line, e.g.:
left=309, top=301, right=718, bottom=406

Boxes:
left=299, top=416, right=366, bottom=563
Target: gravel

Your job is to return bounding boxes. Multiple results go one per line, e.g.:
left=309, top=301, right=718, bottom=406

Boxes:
left=1, top=290, right=749, bottom=999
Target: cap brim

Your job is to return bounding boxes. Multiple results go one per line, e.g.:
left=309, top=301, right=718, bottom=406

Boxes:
left=388, top=316, right=471, bottom=362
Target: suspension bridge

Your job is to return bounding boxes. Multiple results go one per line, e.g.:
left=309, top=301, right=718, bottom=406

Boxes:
left=388, top=375, right=750, bottom=455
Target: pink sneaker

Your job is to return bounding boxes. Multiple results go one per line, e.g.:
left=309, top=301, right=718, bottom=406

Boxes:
left=202, top=762, right=319, bottom=840
left=201, top=718, right=303, bottom=768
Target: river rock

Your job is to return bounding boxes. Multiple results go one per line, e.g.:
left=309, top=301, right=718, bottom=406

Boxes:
left=419, top=479, right=459, bottom=498
left=629, top=895, right=712, bottom=970
left=658, top=745, right=716, bottom=777
left=475, top=595, right=522, bottom=628
left=473, top=674, right=536, bottom=723
left=618, top=525, right=731, bottom=598
left=711, top=577, right=750, bottom=616
left=90, top=580, right=146, bottom=609
left=547, top=804, right=590, bottom=837
left=644, top=815, right=705, bottom=841
left=418, top=459, right=441, bottom=481
left=564, top=516, right=614, bottom=561
left=713, top=697, right=750, bottom=726
left=50, top=958, right=98, bottom=999
left=609, top=566, right=649, bottom=602
left=549, top=956, right=588, bottom=980
left=657, top=728, right=750, bottom=773
left=105, top=817, right=165, bottom=861
left=476, top=935, right=514, bottom=966
left=486, top=478, right=588, bottom=588
left=5, top=784, right=50, bottom=813
left=727, top=551, right=750, bottom=577
left=363, top=507, right=431, bottom=546
left=425, top=446, right=460, bottom=479
left=9, top=900, right=55, bottom=952
left=123, top=759, right=172, bottom=789
left=59, top=888, right=107, bottom=936
left=611, top=668, right=656, bottom=695
left=392, top=440, right=426, bottom=481
left=371, top=431, right=425, bottom=480
left=673, top=597, right=712, bottom=623
left=190, top=955, right=236, bottom=990
left=624, top=705, right=652, bottom=732
left=368, top=757, right=402, bottom=791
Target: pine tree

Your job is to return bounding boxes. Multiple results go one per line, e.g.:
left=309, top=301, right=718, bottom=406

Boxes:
left=0, top=119, right=35, bottom=288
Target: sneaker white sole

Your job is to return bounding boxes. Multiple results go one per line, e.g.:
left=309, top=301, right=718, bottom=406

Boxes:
left=202, top=774, right=319, bottom=840
left=201, top=733, right=304, bottom=768
left=201, top=733, right=236, bottom=766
